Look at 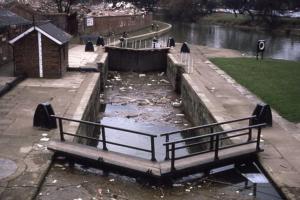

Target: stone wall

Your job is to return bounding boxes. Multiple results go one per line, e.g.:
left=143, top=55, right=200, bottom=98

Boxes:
left=76, top=73, right=101, bottom=144
left=166, top=54, right=185, bottom=93
left=83, top=14, right=152, bottom=35
left=106, top=46, right=169, bottom=72
left=97, top=52, right=108, bottom=92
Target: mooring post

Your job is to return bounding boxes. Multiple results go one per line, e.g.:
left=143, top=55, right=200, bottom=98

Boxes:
left=102, top=126, right=108, bottom=151
left=58, top=118, right=65, bottom=141
left=171, top=143, right=176, bottom=171
left=256, top=127, right=262, bottom=151
left=151, top=136, right=156, bottom=161
left=165, top=135, right=170, bottom=160
left=214, top=134, right=219, bottom=160
left=210, top=127, right=214, bottom=150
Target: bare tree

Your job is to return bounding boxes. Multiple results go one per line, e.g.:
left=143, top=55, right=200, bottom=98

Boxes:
left=53, top=0, right=75, bottom=13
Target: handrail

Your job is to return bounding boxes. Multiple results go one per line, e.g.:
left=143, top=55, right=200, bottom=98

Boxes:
left=165, top=123, right=265, bottom=171
left=51, top=115, right=157, bottom=161
left=164, top=123, right=267, bottom=146
left=160, top=115, right=256, bottom=137
left=51, top=115, right=156, bottom=137
left=50, top=114, right=266, bottom=166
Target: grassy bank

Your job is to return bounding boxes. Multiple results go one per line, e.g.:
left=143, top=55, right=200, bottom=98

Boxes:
left=199, top=13, right=300, bottom=36
left=210, top=57, right=300, bottom=123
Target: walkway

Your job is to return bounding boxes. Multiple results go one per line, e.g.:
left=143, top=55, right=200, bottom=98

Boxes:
left=0, top=72, right=99, bottom=199
left=170, top=44, right=300, bottom=200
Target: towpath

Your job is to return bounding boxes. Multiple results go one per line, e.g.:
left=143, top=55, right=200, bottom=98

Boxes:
left=0, top=72, right=99, bottom=199
left=171, top=44, right=300, bottom=200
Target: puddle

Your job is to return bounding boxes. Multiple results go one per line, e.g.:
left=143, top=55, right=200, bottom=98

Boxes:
left=0, top=158, right=17, bottom=180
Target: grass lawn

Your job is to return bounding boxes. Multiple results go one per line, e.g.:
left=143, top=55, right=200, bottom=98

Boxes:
left=210, top=57, right=300, bottom=123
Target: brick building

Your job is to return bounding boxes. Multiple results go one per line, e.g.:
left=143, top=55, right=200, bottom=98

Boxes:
left=6, top=2, right=78, bottom=35
left=83, top=13, right=153, bottom=35
left=9, top=23, right=72, bottom=78
left=0, top=9, right=31, bottom=66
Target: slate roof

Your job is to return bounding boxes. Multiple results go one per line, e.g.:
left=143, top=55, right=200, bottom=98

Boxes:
left=9, top=22, right=72, bottom=45
left=37, top=23, right=72, bottom=44
left=0, top=9, right=31, bottom=28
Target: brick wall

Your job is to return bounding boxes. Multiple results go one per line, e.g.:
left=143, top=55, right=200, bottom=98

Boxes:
left=13, top=31, right=68, bottom=78
left=83, top=14, right=152, bottom=35
left=42, top=35, right=62, bottom=78
left=14, top=31, right=39, bottom=77
left=0, top=25, right=31, bottom=66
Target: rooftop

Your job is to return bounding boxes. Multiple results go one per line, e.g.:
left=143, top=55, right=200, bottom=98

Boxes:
left=0, top=8, right=31, bottom=28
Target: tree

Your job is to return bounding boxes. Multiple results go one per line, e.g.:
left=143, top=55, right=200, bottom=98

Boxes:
left=53, top=0, right=76, bottom=13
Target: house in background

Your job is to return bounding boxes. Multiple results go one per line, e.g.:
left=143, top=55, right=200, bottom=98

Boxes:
left=6, top=2, right=78, bottom=35
left=0, top=8, right=31, bottom=67
left=9, top=22, right=72, bottom=78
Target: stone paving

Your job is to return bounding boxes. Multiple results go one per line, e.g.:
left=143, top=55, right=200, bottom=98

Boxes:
left=68, top=45, right=105, bottom=70
left=0, top=72, right=99, bottom=200
left=171, top=44, right=300, bottom=200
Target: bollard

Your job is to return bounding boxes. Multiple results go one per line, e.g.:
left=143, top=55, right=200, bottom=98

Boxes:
left=33, top=102, right=57, bottom=129
left=250, top=103, right=272, bottom=126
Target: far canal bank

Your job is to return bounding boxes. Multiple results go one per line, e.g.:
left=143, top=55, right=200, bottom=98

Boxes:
left=155, top=15, right=300, bottom=61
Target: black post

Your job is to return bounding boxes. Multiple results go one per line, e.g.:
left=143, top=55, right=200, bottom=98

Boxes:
left=210, top=127, right=214, bottom=150
left=171, top=143, right=176, bottom=171
left=256, top=127, right=262, bottom=151
left=151, top=136, right=156, bottom=161
left=214, top=134, right=219, bottom=160
left=102, top=126, right=108, bottom=151
left=58, top=118, right=65, bottom=141
left=248, top=128, right=252, bottom=141
left=165, top=135, right=170, bottom=160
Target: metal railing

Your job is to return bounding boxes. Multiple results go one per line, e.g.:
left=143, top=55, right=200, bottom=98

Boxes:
left=160, top=115, right=257, bottom=160
left=163, top=123, right=266, bottom=171
left=51, top=115, right=157, bottom=161
left=51, top=115, right=266, bottom=169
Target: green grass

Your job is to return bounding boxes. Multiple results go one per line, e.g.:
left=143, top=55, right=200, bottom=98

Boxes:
left=210, top=57, right=300, bottom=123
left=200, top=13, right=251, bottom=26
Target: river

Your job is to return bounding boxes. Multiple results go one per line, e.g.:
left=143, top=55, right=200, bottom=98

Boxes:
left=163, top=21, right=300, bottom=61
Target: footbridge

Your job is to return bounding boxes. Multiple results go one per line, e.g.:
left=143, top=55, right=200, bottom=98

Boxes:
left=47, top=112, right=268, bottom=178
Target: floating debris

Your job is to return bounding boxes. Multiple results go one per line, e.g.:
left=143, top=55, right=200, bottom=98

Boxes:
left=172, top=183, right=184, bottom=187
left=160, top=79, right=170, bottom=84
left=109, top=178, right=115, bottom=182
left=52, top=180, right=57, bottom=184
left=40, top=137, right=50, bottom=142
left=172, top=101, right=182, bottom=108
left=139, top=74, right=146, bottom=78
left=158, top=72, right=164, bottom=76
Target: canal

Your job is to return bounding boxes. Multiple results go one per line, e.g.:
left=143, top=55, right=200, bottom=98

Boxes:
left=163, top=21, right=300, bottom=61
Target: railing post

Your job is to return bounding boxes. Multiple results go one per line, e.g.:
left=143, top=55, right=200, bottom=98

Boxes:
left=248, top=127, right=252, bottom=141
left=151, top=136, right=156, bottom=161
left=210, top=127, right=214, bottom=150
left=165, top=135, right=170, bottom=160
left=58, top=118, right=65, bottom=141
left=256, top=127, right=262, bottom=151
left=214, top=134, right=219, bottom=160
left=171, top=143, right=175, bottom=171
left=101, top=126, right=108, bottom=151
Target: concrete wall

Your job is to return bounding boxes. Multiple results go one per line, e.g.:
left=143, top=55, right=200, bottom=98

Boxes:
left=106, top=47, right=169, bottom=72
left=83, top=14, right=152, bottom=35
